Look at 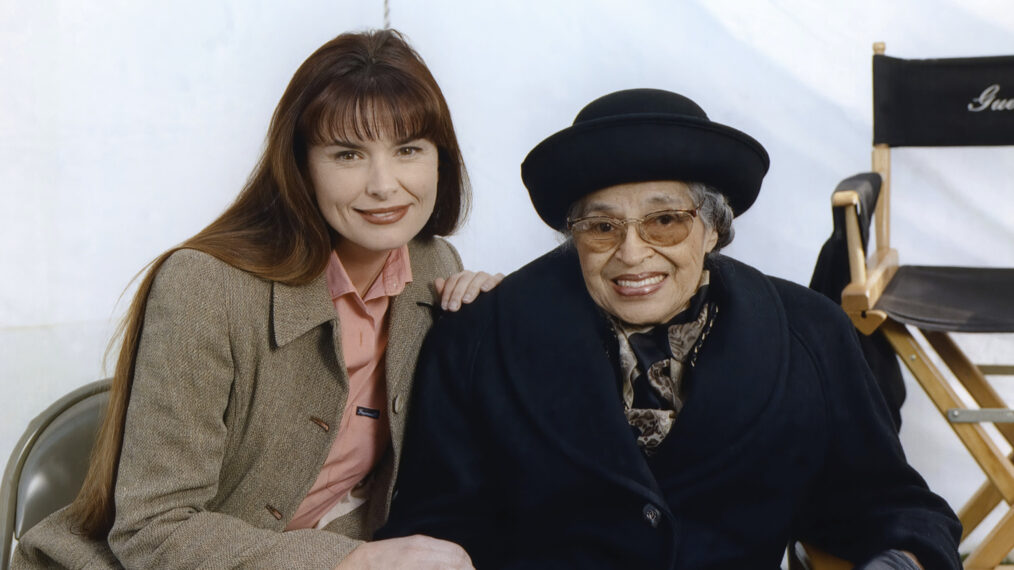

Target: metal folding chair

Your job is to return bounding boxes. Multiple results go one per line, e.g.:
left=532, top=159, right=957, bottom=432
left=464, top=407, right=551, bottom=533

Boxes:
left=0, top=379, right=110, bottom=569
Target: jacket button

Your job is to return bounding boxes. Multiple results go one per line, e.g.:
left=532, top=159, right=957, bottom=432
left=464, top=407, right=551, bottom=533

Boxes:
left=393, top=394, right=404, bottom=414
left=642, top=504, right=661, bottom=528
left=309, top=416, right=330, bottom=432
left=266, top=504, right=283, bottom=520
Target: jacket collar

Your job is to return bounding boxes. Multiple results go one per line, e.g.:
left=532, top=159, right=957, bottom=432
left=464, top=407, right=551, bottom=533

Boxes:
left=385, top=248, right=441, bottom=394
left=272, top=271, right=334, bottom=349
left=492, top=246, right=663, bottom=499
left=271, top=238, right=442, bottom=336
left=654, top=255, right=790, bottom=486
left=270, top=240, right=443, bottom=390
left=492, top=246, right=789, bottom=496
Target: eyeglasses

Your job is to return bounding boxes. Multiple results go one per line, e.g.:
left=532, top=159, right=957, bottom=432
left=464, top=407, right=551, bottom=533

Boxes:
left=567, top=208, right=699, bottom=252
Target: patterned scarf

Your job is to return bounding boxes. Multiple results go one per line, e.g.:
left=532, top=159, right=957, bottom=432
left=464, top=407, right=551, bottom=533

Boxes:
left=610, top=271, right=717, bottom=455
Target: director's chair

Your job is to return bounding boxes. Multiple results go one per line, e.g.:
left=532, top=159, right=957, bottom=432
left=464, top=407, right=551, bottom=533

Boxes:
left=831, top=43, right=1014, bottom=569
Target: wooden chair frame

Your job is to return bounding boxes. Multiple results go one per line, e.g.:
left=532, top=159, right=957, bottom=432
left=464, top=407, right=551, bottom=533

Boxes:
left=834, top=42, right=1014, bottom=570
left=788, top=541, right=853, bottom=570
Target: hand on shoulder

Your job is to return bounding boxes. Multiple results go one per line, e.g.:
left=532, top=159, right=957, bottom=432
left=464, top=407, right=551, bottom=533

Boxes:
left=435, top=270, right=504, bottom=311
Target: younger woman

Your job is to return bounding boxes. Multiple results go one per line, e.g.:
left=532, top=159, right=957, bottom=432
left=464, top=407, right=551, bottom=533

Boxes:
left=14, top=29, right=493, bottom=569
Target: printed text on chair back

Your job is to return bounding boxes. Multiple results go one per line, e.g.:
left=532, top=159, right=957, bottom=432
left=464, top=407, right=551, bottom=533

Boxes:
left=873, top=54, right=1014, bottom=147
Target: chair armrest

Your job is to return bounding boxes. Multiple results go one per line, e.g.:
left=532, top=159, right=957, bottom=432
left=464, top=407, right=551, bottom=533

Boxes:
left=831, top=172, right=882, bottom=287
left=790, top=541, right=854, bottom=570
left=832, top=172, right=881, bottom=216
left=832, top=173, right=898, bottom=334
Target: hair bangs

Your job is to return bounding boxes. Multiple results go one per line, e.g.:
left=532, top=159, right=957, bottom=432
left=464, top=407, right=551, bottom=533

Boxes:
left=302, top=76, right=442, bottom=147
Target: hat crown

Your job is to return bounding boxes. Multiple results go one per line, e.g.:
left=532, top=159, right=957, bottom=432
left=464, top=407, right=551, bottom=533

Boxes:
left=522, top=87, right=769, bottom=230
left=574, top=88, right=709, bottom=125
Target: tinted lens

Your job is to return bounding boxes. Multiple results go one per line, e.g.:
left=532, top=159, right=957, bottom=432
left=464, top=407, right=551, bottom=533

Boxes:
left=570, top=210, right=696, bottom=252
left=641, top=210, right=694, bottom=245
left=572, top=218, right=624, bottom=251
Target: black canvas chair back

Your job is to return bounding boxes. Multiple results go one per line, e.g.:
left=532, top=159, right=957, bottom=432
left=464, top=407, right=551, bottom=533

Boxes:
left=0, top=379, right=111, bottom=569
left=870, top=52, right=1014, bottom=334
left=828, top=43, right=1014, bottom=569
left=874, top=54, right=1014, bottom=147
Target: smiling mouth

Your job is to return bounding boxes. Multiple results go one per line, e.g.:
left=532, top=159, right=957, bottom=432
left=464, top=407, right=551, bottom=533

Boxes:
left=612, top=273, right=667, bottom=296
left=356, top=205, right=409, bottom=225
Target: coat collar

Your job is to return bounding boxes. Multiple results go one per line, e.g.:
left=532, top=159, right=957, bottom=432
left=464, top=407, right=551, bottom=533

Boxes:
left=654, top=255, right=790, bottom=486
left=492, top=246, right=663, bottom=499
left=272, top=271, right=334, bottom=349
left=492, top=246, right=790, bottom=497
left=270, top=240, right=442, bottom=372
left=385, top=246, right=442, bottom=394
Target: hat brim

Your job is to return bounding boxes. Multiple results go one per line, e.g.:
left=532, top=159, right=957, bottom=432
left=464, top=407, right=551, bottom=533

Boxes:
left=521, top=114, right=770, bottom=230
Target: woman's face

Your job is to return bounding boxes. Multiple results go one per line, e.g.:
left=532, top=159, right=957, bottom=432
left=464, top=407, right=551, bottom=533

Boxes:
left=307, top=134, right=439, bottom=257
left=573, top=180, right=718, bottom=325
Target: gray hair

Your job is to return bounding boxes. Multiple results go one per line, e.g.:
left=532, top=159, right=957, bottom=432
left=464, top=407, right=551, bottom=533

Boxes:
left=561, top=181, right=735, bottom=254
left=687, top=181, right=734, bottom=253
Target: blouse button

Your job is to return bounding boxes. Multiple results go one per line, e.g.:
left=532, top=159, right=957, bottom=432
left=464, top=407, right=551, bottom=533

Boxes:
left=393, top=394, right=404, bottom=415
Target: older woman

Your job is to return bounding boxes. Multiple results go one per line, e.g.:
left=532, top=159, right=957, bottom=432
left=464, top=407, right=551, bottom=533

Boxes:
left=378, top=89, right=961, bottom=568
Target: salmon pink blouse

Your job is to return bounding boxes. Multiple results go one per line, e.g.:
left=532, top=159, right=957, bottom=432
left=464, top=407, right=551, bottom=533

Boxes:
left=286, top=245, right=412, bottom=530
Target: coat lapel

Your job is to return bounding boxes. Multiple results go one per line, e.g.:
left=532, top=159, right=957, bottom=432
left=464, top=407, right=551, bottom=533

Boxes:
left=491, top=249, right=794, bottom=502
left=271, top=271, right=337, bottom=350
left=386, top=241, right=443, bottom=398
left=270, top=241, right=445, bottom=394
left=652, top=255, right=791, bottom=489
left=385, top=281, right=436, bottom=395
left=494, top=246, right=664, bottom=500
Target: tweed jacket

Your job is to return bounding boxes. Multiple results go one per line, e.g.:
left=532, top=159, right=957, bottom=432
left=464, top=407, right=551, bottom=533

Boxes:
left=379, top=245, right=961, bottom=569
left=14, top=237, right=462, bottom=570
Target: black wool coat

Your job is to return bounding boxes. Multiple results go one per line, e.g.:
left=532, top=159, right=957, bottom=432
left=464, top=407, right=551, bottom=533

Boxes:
left=378, top=246, right=961, bottom=569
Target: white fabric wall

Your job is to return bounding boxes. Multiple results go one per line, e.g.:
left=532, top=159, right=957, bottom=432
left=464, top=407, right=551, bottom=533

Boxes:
left=3, top=0, right=1013, bottom=552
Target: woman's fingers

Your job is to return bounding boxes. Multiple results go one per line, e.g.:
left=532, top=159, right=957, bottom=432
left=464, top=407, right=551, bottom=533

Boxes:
left=480, top=272, right=505, bottom=291
left=439, top=271, right=504, bottom=311
left=439, top=271, right=471, bottom=310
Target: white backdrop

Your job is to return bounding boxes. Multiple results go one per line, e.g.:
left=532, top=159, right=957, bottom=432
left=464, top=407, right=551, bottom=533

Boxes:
left=3, top=0, right=1013, bottom=553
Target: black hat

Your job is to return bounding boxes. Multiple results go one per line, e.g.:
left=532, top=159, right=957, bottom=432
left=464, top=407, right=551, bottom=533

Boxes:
left=521, top=88, right=770, bottom=230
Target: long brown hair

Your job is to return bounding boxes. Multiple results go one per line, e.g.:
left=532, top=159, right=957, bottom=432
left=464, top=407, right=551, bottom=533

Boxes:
left=69, top=28, right=469, bottom=539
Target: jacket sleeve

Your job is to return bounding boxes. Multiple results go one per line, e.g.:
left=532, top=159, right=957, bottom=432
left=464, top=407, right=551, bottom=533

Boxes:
left=791, top=300, right=962, bottom=569
left=375, top=301, right=510, bottom=565
left=107, top=250, right=357, bottom=569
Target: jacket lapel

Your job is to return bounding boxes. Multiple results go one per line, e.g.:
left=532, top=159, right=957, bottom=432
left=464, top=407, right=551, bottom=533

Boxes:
left=492, top=249, right=794, bottom=502
left=653, top=255, right=791, bottom=489
left=385, top=241, right=442, bottom=398
left=271, top=271, right=338, bottom=351
left=494, top=246, right=664, bottom=500
left=270, top=242, right=444, bottom=394
left=385, top=282, right=436, bottom=394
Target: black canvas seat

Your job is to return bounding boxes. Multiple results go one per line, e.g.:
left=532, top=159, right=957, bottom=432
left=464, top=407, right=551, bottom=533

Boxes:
left=877, top=265, right=1014, bottom=333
